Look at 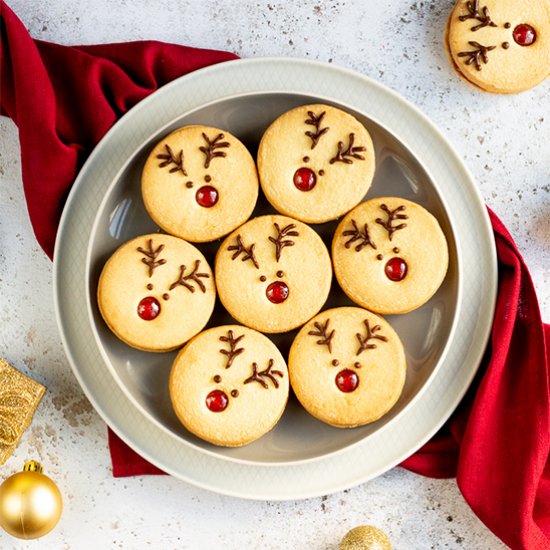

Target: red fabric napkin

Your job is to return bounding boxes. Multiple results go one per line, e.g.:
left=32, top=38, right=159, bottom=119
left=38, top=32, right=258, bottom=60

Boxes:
left=2, top=2, right=549, bottom=549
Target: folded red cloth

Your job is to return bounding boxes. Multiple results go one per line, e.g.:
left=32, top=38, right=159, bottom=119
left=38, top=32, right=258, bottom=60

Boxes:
left=2, top=2, right=549, bottom=549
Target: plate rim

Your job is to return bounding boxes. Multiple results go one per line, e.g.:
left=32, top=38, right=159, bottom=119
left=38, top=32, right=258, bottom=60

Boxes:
left=53, top=57, right=497, bottom=499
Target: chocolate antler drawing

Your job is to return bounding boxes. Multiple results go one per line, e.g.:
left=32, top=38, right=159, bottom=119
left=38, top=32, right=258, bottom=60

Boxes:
left=375, top=204, right=408, bottom=240
left=329, top=133, right=366, bottom=164
left=199, top=133, right=230, bottom=168
left=137, top=239, right=167, bottom=277
left=169, top=260, right=210, bottom=293
left=305, top=111, right=329, bottom=149
left=308, top=319, right=335, bottom=353
left=269, top=223, right=299, bottom=262
left=227, top=235, right=259, bottom=269
left=356, top=320, right=388, bottom=355
left=343, top=220, right=377, bottom=252
left=244, top=359, right=283, bottom=389
left=156, top=144, right=187, bottom=176
left=458, top=0, right=497, bottom=31
left=457, top=41, right=496, bottom=71
left=219, top=330, right=245, bottom=369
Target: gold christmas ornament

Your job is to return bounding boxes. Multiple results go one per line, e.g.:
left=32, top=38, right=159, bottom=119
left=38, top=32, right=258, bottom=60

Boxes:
left=340, top=525, right=392, bottom=550
left=0, top=358, right=46, bottom=464
left=0, top=461, right=62, bottom=540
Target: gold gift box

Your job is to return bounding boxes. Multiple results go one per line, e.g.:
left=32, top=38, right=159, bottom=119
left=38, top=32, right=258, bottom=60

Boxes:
left=0, top=358, right=46, bottom=464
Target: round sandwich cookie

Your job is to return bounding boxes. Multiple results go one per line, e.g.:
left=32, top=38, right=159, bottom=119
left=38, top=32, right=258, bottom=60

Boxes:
left=169, top=325, right=289, bottom=447
left=215, top=215, right=332, bottom=333
left=446, top=0, right=550, bottom=94
left=142, top=125, right=259, bottom=242
left=289, top=307, right=406, bottom=428
left=97, top=233, right=216, bottom=352
left=332, top=198, right=449, bottom=315
left=257, top=104, right=375, bottom=223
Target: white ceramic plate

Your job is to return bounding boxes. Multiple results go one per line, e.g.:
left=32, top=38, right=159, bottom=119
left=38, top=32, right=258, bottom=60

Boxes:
left=54, top=58, right=497, bottom=499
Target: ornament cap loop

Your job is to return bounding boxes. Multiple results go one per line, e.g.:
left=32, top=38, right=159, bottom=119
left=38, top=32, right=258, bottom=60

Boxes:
left=23, top=460, right=43, bottom=473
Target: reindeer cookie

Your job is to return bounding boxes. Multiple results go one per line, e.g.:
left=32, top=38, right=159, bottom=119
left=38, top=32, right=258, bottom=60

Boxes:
left=97, top=234, right=216, bottom=352
left=446, top=0, right=550, bottom=93
left=142, top=125, right=258, bottom=242
left=257, top=104, right=375, bottom=223
left=332, top=198, right=449, bottom=315
left=289, top=307, right=406, bottom=428
left=169, top=325, right=289, bottom=446
left=215, top=215, right=332, bottom=333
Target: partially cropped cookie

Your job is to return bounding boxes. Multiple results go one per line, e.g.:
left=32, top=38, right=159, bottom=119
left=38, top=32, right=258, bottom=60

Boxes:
left=332, top=198, right=449, bottom=315
left=142, top=126, right=258, bottom=242
left=98, top=234, right=216, bottom=351
left=289, top=308, right=406, bottom=428
left=215, top=215, right=332, bottom=333
left=169, top=325, right=289, bottom=447
left=257, top=104, right=375, bottom=223
left=446, top=0, right=550, bottom=94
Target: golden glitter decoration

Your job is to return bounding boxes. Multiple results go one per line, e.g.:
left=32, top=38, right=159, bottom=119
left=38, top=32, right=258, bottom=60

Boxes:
left=340, top=525, right=392, bottom=550
left=0, top=461, right=62, bottom=539
left=0, top=359, right=46, bottom=464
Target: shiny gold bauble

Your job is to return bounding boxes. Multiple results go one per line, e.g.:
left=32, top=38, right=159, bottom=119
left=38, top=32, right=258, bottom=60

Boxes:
left=340, top=525, right=392, bottom=550
left=0, top=461, right=62, bottom=540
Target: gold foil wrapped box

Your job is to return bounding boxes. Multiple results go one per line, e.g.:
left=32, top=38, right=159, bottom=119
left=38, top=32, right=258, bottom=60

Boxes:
left=0, top=359, right=46, bottom=464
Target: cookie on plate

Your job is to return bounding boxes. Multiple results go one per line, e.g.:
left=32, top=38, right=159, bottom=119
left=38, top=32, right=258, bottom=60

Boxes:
left=257, top=104, right=375, bottom=223
left=332, top=198, right=449, bottom=315
left=97, top=233, right=216, bottom=352
left=142, top=125, right=258, bottom=242
left=169, top=325, right=289, bottom=447
left=289, top=307, right=406, bottom=428
left=215, top=215, right=332, bottom=333
left=445, top=0, right=550, bottom=94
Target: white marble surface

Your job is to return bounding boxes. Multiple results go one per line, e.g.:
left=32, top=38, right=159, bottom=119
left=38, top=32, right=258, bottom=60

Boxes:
left=1, top=0, right=548, bottom=548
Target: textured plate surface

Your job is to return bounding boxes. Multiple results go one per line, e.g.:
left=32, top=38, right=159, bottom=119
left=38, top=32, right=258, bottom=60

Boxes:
left=86, top=92, right=459, bottom=465
left=54, top=58, right=497, bottom=499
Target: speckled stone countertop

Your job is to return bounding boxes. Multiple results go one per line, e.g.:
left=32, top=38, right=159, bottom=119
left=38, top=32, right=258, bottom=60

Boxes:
left=1, top=1, right=548, bottom=548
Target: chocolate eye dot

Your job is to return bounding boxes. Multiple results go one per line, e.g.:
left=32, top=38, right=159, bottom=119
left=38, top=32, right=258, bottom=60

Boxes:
left=332, top=359, right=339, bottom=367
left=205, top=175, right=212, bottom=182
left=213, top=375, right=222, bottom=383
left=393, top=247, right=400, bottom=254
left=276, top=270, right=284, bottom=278
left=319, top=169, right=325, bottom=176
left=260, top=275, right=267, bottom=282
left=162, top=293, right=170, bottom=301
left=303, top=156, right=310, bottom=162
left=376, top=254, right=383, bottom=261
left=504, top=22, right=511, bottom=29
left=354, top=362, right=361, bottom=369
left=502, top=42, right=510, bottom=49
left=147, top=283, right=153, bottom=290
left=231, top=389, right=239, bottom=398
left=186, top=181, right=194, bottom=188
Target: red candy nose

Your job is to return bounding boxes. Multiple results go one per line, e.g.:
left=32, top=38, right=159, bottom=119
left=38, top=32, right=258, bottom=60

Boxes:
left=335, top=369, right=359, bottom=393
left=266, top=281, right=289, bottom=304
left=293, top=167, right=317, bottom=192
left=206, top=390, right=228, bottom=412
left=137, top=296, right=161, bottom=320
left=196, top=185, right=219, bottom=207
left=385, top=257, right=408, bottom=282
left=513, top=24, right=536, bottom=46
